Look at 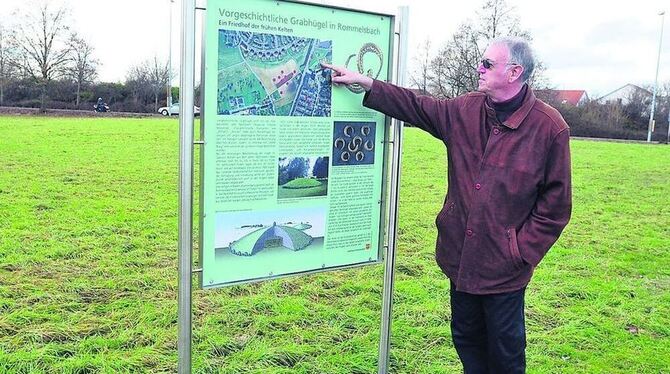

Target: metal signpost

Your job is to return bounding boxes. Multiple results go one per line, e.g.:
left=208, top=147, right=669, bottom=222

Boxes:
left=178, top=1, right=408, bottom=372
left=177, top=0, right=195, bottom=372
left=378, top=6, right=408, bottom=373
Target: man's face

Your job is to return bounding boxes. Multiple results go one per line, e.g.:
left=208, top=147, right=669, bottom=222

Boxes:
left=477, top=43, right=514, bottom=95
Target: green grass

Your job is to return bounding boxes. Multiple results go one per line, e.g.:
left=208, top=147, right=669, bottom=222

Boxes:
left=0, top=117, right=668, bottom=373
left=277, top=178, right=327, bottom=199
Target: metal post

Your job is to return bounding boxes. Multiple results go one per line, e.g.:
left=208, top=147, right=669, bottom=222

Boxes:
left=178, top=0, right=196, bottom=372
left=197, top=3, right=207, bottom=288
left=378, top=6, right=408, bottom=374
left=647, top=11, right=665, bottom=143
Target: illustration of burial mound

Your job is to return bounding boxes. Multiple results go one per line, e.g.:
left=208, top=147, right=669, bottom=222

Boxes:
left=229, top=222, right=314, bottom=256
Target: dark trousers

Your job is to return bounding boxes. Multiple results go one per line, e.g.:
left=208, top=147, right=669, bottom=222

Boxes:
left=450, top=283, right=527, bottom=374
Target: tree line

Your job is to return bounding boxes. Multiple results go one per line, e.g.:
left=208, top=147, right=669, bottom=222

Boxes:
left=538, top=86, right=670, bottom=142
left=409, top=0, right=549, bottom=98
left=2, top=0, right=668, bottom=139
left=0, top=2, right=177, bottom=113
left=409, top=0, right=670, bottom=141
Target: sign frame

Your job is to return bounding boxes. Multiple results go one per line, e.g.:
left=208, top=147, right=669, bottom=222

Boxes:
left=196, top=0, right=399, bottom=289
left=179, top=1, right=408, bottom=372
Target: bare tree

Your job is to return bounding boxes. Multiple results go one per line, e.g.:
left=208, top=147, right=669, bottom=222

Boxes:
left=0, top=25, right=20, bottom=106
left=477, top=0, right=530, bottom=40
left=428, top=0, right=549, bottom=97
left=65, top=34, right=99, bottom=108
left=661, top=81, right=670, bottom=122
left=145, top=57, right=170, bottom=112
left=409, top=38, right=432, bottom=94
left=430, top=23, right=482, bottom=98
left=527, top=60, right=549, bottom=89
left=14, top=2, right=71, bottom=110
left=479, top=0, right=550, bottom=89
left=623, top=89, right=651, bottom=121
left=126, top=63, right=149, bottom=108
left=126, top=57, right=170, bottom=112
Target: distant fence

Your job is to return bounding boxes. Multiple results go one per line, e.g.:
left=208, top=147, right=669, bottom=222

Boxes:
left=0, top=106, right=162, bottom=118
left=571, top=136, right=664, bottom=144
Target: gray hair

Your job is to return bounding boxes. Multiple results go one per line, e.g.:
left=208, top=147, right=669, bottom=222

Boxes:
left=490, top=37, right=535, bottom=83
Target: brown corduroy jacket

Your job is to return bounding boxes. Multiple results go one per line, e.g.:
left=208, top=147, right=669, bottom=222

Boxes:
left=364, top=80, right=572, bottom=294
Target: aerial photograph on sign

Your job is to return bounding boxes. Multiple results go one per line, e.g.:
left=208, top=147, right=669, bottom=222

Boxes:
left=217, top=29, right=332, bottom=116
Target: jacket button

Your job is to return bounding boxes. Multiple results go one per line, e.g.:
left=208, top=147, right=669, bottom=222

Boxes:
left=493, top=128, right=500, bottom=135
left=466, top=229, right=473, bottom=236
left=475, top=183, right=481, bottom=190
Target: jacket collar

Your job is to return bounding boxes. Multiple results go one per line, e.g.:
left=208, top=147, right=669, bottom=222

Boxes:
left=484, top=85, right=537, bottom=129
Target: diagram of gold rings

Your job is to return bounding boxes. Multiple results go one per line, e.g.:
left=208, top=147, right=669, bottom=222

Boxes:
left=332, top=121, right=376, bottom=166
left=344, top=43, right=384, bottom=94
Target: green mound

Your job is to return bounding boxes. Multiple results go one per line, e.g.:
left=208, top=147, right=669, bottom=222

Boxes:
left=281, top=178, right=323, bottom=189
left=229, top=227, right=266, bottom=254
left=229, top=223, right=313, bottom=256
left=279, top=225, right=312, bottom=249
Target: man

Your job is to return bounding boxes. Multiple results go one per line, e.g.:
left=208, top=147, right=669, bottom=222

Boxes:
left=324, top=37, right=572, bottom=373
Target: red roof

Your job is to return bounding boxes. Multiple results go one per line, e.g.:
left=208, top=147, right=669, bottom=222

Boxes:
left=536, top=90, right=588, bottom=106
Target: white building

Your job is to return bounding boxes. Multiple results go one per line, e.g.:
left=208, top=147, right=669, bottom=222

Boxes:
left=597, top=84, right=652, bottom=106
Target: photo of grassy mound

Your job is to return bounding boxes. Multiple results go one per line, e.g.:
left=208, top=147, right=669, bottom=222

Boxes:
left=278, top=177, right=328, bottom=198
left=282, top=177, right=322, bottom=189
left=278, top=156, right=329, bottom=199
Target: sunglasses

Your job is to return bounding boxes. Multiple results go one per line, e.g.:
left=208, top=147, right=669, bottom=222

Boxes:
left=480, top=58, right=518, bottom=70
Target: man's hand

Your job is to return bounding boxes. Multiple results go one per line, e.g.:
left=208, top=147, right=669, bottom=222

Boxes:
left=320, top=62, right=374, bottom=92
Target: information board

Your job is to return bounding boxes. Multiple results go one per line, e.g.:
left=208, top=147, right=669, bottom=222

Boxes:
left=200, top=0, right=395, bottom=288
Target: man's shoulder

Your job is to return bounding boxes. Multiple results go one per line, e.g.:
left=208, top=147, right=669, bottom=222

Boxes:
left=531, top=98, right=570, bottom=135
left=449, top=91, right=486, bottom=108
left=461, top=91, right=487, bottom=101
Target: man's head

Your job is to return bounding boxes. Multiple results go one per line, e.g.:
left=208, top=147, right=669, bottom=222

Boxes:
left=477, top=37, right=535, bottom=101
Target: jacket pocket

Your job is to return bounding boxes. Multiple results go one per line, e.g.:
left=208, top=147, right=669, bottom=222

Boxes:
left=435, top=200, right=456, bottom=226
left=506, top=228, right=524, bottom=270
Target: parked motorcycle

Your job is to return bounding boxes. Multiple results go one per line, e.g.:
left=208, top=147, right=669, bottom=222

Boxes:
left=94, top=98, right=110, bottom=112
left=93, top=103, right=110, bottom=112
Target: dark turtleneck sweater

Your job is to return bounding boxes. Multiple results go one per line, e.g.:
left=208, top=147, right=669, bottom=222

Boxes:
left=481, top=84, right=528, bottom=147
left=487, top=84, right=528, bottom=124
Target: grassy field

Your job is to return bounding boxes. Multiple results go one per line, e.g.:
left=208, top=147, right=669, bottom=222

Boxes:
left=0, top=116, right=668, bottom=373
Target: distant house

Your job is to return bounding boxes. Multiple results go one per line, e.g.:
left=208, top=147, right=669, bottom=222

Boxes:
left=535, top=89, right=589, bottom=106
left=597, top=84, right=652, bottom=106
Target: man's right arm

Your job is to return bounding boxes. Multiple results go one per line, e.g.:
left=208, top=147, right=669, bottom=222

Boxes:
left=362, top=80, right=450, bottom=141
left=322, top=63, right=451, bottom=141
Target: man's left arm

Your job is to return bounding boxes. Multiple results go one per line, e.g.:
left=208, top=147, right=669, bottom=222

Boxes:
left=518, top=128, right=572, bottom=267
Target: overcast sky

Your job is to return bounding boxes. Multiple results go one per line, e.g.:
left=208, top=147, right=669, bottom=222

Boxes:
left=1, top=0, right=668, bottom=97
